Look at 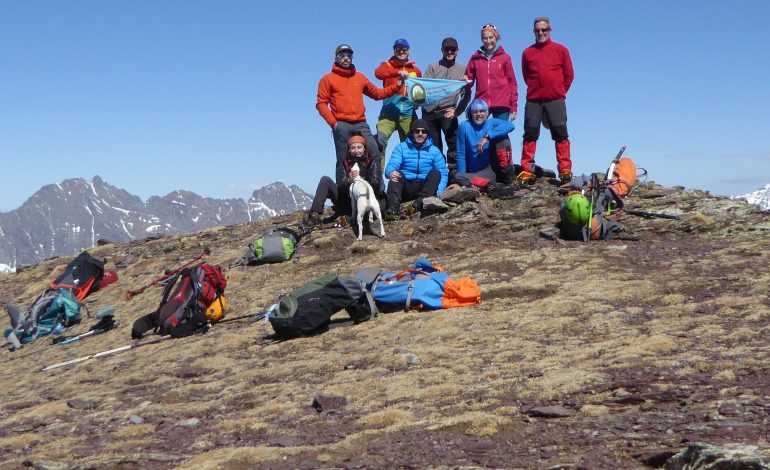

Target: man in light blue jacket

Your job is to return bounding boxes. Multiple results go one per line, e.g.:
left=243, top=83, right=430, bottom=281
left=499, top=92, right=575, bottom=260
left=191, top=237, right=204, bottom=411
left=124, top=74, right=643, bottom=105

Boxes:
left=383, top=119, right=448, bottom=219
left=454, top=99, right=515, bottom=189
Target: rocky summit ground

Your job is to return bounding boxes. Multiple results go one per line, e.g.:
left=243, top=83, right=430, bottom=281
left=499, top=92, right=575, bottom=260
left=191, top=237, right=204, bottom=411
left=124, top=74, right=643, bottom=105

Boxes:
left=1, top=178, right=770, bottom=470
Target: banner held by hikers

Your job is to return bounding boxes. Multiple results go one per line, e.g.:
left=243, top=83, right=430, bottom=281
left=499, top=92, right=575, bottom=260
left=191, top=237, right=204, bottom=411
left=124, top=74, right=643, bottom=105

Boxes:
left=405, top=77, right=467, bottom=107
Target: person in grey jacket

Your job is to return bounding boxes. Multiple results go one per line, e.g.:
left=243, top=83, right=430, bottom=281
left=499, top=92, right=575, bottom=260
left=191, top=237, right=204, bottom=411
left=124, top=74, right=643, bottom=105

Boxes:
left=421, top=37, right=470, bottom=180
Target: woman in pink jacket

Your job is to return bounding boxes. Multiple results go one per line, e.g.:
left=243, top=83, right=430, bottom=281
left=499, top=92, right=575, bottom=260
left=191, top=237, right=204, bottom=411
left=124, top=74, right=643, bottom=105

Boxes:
left=464, top=23, right=518, bottom=122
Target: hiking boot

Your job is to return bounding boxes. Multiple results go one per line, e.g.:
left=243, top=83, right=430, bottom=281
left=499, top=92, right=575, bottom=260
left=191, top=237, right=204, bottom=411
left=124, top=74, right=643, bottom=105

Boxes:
left=560, top=170, right=573, bottom=185
left=516, top=170, right=536, bottom=185
left=300, top=212, right=322, bottom=230
left=384, top=209, right=400, bottom=222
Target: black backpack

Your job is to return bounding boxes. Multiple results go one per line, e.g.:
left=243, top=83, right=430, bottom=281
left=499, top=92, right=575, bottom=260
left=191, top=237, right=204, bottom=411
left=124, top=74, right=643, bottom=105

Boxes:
left=50, top=251, right=105, bottom=302
left=267, top=273, right=376, bottom=339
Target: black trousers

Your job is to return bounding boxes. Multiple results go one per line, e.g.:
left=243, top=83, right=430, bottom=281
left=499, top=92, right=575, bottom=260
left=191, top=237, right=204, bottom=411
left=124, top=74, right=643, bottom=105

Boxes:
left=386, top=169, right=441, bottom=211
left=422, top=110, right=458, bottom=155
left=310, top=176, right=350, bottom=215
left=522, top=99, right=569, bottom=142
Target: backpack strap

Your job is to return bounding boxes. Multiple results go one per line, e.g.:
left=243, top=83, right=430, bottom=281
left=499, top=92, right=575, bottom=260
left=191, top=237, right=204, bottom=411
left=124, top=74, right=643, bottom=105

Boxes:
left=157, top=271, right=183, bottom=314
left=404, top=282, right=415, bottom=312
left=357, top=268, right=384, bottom=321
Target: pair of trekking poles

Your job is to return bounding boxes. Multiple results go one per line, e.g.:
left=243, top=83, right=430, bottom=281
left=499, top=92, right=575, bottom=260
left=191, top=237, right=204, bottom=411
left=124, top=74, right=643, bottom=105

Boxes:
left=39, top=309, right=270, bottom=372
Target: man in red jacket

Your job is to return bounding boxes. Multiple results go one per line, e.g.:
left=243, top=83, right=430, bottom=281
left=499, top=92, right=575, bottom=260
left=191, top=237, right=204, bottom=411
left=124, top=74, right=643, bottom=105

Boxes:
left=316, top=44, right=402, bottom=185
left=518, top=17, right=575, bottom=185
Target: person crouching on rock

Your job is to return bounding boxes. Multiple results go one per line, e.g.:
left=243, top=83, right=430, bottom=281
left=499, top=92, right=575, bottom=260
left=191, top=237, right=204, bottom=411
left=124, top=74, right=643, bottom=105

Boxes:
left=452, top=98, right=516, bottom=191
left=383, top=119, right=448, bottom=220
left=302, top=132, right=383, bottom=228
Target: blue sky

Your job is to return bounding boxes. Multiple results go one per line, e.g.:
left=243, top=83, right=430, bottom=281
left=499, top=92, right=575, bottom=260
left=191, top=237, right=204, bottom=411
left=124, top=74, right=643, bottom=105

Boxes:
left=1, top=0, right=769, bottom=212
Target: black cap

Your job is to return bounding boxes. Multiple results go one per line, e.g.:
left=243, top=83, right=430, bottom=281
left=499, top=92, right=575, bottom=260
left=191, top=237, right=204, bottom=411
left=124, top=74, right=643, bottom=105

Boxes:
left=410, top=119, right=430, bottom=133
left=441, top=37, right=459, bottom=49
left=335, top=44, right=354, bottom=55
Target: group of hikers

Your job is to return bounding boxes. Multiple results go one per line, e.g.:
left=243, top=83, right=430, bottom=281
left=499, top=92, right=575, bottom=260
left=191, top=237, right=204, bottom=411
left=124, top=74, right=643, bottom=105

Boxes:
left=311, top=16, right=575, bottom=225
left=3, top=16, right=644, bottom=365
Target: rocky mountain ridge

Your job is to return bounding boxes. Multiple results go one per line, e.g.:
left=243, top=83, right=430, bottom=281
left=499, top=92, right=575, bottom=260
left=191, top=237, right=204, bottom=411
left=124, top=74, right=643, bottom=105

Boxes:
left=0, top=176, right=311, bottom=270
left=1, top=179, right=769, bottom=469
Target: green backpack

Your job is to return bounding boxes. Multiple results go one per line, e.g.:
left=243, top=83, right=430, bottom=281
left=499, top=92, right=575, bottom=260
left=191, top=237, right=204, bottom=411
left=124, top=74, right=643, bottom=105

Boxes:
left=249, top=227, right=300, bottom=264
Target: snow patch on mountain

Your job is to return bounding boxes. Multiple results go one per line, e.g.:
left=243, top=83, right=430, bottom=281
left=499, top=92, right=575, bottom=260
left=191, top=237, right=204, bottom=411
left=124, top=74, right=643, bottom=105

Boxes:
left=734, top=184, right=770, bottom=211
left=0, top=177, right=312, bottom=267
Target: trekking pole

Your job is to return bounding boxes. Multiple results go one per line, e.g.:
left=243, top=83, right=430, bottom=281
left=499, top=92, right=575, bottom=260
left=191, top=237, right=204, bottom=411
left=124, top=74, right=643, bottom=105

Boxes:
left=216, top=309, right=269, bottom=325
left=125, top=247, right=210, bottom=300
left=40, top=335, right=172, bottom=372
left=625, top=209, right=681, bottom=220
left=54, top=308, right=119, bottom=345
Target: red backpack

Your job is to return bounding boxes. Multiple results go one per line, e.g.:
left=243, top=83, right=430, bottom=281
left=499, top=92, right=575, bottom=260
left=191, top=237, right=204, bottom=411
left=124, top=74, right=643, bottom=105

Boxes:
left=131, top=263, right=227, bottom=339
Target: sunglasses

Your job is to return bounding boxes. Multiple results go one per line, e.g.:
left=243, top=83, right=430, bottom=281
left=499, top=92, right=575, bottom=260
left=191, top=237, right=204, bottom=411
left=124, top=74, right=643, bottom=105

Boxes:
left=534, top=28, right=551, bottom=33
left=336, top=52, right=353, bottom=59
left=413, top=129, right=428, bottom=135
left=394, top=47, right=409, bottom=53
left=482, top=23, right=498, bottom=31
left=443, top=47, right=457, bottom=53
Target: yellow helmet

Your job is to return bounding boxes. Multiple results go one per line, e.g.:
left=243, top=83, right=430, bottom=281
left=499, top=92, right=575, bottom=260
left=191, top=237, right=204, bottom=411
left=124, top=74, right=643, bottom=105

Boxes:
left=206, top=295, right=228, bottom=323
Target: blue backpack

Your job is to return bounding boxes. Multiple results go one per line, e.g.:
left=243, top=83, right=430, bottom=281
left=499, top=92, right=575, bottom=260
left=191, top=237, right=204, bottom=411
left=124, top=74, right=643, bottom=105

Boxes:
left=359, top=257, right=481, bottom=313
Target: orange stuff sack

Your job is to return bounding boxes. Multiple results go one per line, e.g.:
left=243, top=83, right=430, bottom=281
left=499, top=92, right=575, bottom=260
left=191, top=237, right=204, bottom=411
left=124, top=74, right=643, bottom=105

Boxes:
left=441, top=278, right=481, bottom=309
left=609, top=158, right=637, bottom=198
left=588, top=215, right=602, bottom=240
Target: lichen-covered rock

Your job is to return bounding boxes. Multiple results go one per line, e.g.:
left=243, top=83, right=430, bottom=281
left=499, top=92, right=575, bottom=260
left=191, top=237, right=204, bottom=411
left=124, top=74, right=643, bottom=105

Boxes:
left=665, top=442, right=770, bottom=469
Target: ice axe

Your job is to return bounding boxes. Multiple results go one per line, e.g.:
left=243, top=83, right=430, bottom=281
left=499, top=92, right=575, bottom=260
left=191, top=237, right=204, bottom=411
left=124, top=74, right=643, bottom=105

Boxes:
left=125, top=246, right=210, bottom=300
left=605, top=145, right=627, bottom=182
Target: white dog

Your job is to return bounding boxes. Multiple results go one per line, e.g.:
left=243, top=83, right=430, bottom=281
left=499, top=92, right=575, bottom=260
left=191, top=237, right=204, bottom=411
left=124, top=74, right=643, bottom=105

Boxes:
left=349, top=163, right=385, bottom=241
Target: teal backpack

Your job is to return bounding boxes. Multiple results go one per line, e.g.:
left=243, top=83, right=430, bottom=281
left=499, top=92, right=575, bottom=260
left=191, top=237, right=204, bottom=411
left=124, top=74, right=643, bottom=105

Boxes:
left=4, top=288, right=82, bottom=349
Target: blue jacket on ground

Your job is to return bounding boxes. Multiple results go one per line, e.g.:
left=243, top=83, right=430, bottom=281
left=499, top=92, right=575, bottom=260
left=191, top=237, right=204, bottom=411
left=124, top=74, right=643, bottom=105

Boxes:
left=456, top=118, right=515, bottom=173
left=384, top=136, right=449, bottom=194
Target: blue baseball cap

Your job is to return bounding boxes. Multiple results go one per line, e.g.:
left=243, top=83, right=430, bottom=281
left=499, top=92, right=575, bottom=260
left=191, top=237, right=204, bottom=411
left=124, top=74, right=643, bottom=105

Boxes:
left=393, top=38, right=410, bottom=49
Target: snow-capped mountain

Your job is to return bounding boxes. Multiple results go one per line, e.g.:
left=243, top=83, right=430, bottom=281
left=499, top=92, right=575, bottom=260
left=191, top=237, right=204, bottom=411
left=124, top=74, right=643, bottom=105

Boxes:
left=734, top=184, right=770, bottom=211
left=0, top=176, right=311, bottom=270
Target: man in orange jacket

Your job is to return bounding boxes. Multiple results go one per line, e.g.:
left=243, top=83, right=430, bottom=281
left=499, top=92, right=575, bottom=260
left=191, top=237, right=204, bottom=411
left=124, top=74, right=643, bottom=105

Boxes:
left=317, top=44, right=402, bottom=185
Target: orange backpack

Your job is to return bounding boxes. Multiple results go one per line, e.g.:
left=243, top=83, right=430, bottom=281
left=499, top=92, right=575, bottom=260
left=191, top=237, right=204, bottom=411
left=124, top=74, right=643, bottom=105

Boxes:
left=608, top=158, right=637, bottom=198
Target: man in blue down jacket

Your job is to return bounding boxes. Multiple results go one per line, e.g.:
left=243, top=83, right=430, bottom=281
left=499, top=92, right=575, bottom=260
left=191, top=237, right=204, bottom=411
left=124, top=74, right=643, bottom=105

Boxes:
left=383, top=119, right=448, bottom=219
